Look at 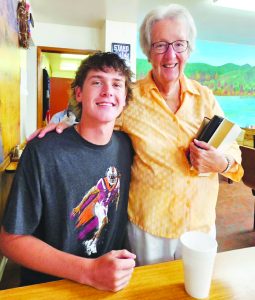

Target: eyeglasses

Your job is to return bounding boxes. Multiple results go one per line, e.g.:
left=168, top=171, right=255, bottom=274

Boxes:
left=151, top=40, right=189, bottom=54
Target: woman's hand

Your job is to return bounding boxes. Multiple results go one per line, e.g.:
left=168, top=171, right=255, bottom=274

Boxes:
left=189, top=139, right=229, bottom=173
left=27, top=122, right=70, bottom=141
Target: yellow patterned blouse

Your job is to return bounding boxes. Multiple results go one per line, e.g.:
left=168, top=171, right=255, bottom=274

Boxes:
left=115, top=72, right=243, bottom=238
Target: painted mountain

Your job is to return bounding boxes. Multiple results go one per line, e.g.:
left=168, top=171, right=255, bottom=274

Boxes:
left=136, top=59, right=255, bottom=96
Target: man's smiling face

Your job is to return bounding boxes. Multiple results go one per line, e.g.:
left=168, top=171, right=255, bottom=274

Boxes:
left=75, top=67, right=127, bottom=125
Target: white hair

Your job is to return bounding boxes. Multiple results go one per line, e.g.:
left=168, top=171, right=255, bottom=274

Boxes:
left=139, top=4, right=197, bottom=58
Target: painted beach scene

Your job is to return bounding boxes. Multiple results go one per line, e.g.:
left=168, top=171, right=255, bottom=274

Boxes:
left=136, top=39, right=255, bottom=128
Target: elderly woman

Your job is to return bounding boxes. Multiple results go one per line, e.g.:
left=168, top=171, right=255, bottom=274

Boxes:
left=115, top=4, right=243, bottom=265
left=32, top=4, right=243, bottom=266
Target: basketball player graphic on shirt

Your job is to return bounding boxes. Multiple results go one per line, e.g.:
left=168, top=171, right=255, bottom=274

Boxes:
left=70, top=167, right=120, bottom=255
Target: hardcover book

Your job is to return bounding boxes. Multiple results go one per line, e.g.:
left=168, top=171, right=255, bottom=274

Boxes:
left=190, top=115, right=242, bottom=176
left=196, top=115, right=242, bottom=152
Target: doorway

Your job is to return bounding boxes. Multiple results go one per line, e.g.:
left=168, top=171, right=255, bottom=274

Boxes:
left=37, top=46, right=97, bottom=128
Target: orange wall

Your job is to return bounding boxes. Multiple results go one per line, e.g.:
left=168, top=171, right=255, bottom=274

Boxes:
left=49, top=77, right=73, bottom=118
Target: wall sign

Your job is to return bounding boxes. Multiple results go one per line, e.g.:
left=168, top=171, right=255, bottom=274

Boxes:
left=111, top=43, right=130, bottom=63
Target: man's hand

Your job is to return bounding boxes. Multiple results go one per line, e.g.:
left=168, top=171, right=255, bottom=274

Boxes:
left=84, top=250, right=136, bottom=292
left=189, top=139, right=229, bottom=174
left=27, top=122, right=70, bottom=141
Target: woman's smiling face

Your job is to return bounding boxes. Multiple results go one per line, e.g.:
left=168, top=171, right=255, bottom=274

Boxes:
left=149, top=18, right=190, bottom=88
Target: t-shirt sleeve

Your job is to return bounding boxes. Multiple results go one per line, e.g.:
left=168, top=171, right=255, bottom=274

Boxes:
left=2, top=144, right=43, bottom=235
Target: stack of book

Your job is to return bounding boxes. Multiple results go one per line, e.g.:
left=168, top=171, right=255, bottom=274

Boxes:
left=196, top=115, right=242, bottom=152
left=190, top=115, right=242, bottom=176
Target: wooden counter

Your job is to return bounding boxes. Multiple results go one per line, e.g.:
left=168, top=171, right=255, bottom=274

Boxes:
left=1, top=247, right=255, bottom=299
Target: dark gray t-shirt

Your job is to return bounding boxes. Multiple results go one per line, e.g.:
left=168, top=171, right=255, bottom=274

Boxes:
left=3, top=127, right=133, bottom=285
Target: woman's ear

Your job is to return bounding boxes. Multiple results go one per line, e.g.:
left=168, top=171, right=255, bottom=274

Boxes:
left=75, top=86, right=82, bottom=103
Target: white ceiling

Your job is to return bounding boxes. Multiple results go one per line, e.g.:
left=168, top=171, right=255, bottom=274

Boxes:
left=29, top=0, right=255, bottom=46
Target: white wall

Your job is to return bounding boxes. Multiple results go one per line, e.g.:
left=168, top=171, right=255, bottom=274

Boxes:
left=32, top=22, right=103, bottom=50
left=26, top=46, right=37, bottom=137
left=104, top=20, right=137, bottom=77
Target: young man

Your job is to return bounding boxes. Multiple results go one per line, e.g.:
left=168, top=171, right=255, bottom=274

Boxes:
left=0, top=52, right=135, bottom=291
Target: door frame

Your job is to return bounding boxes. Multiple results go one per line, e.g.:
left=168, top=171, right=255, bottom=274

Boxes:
left=37, top=46, right=97, bottom=128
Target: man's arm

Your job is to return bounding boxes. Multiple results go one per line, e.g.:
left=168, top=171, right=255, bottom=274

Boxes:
left=0, top=227, right=136, bottom=292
